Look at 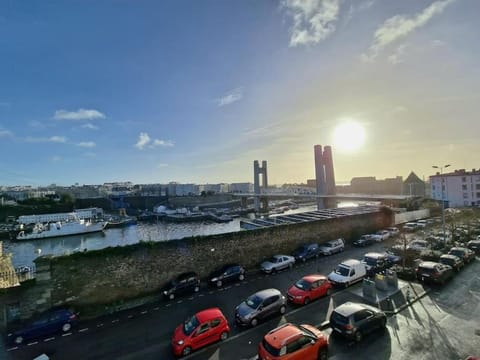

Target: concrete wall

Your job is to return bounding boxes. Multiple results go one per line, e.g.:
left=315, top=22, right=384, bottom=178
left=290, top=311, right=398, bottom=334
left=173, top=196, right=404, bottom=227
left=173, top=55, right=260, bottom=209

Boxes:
left=0, top=208, right=392, bottom=327
left=394, top=209, right=430, bottom=225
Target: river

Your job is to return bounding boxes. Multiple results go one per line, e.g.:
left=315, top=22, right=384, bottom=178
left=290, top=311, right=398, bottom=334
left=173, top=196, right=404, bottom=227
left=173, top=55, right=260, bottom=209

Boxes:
left=3, top=203, right=365, bottom=268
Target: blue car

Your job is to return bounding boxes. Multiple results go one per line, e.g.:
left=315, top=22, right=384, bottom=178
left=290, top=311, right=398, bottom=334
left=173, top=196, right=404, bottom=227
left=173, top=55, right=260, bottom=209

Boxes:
left=7, top=309, right=78, bottom=345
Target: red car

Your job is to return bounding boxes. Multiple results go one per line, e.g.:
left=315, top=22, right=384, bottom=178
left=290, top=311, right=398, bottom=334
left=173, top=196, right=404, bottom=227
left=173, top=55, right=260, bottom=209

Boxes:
left=287, top=274, right=332, bottom=305
left=171, top=307, right=230, bottom=358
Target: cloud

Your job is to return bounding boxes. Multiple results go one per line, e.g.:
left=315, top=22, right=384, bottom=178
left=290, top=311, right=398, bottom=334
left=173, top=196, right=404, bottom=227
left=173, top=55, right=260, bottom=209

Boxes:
left=157, top=163, right=168, bottom=168
left=0, top=129, right=13, bottom=137
left=77, top=141, right=96, bottom=148
left=25, top=135, right=67, bottom=143
left=217, top=87, right=243, bottom=107
left=135, top=132, right=174, bottom=150
left=82, top=123, right=99, bottom=130
left=54, top=108, right=106, bottom=121
left=362, top=0, right=455, bottom=61
left=388, top=43, right=408, bottom=64
left=282, top=0, right=340, bottom=47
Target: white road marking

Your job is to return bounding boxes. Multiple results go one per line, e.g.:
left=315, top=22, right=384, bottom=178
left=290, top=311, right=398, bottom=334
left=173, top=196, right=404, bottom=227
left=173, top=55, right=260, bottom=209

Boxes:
left=44, top=337, right=55, bottom=342
left=141, top=311, right=148, bottom=314
left=79, top=328, right=89, bottom=332
left=6, top=347, right=19, bottom=351
left=27, top=341, right=38, bottom=346
left=153, top=307, right=160, bottom=310
left=62, top=332, right=72, bottom=337
left=112, top=319, right=119, bottom=323
left=97, top=323, right=104, bottom=327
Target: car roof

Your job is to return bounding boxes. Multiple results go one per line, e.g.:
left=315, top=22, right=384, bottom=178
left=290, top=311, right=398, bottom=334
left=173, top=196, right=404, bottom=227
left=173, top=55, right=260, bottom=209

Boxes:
left=302, top=274, right=327, bottom=282
left=334, top=302, right=378, bottom=316
left=195, top=308, right=225, bottom=323
left=450, top=247, right=467, bottom=251
left=340, top=259, right=361, bottom=267
left=364, top=252, right=386, bottom=259
left=440, top=254, right=459, bottom=260
left=272, top=254, right=289, bottom=259
left=252, top=288, right=281, bottom=299
left=418, top=261, right=440, bottom=268
left=263, top=323, right=302, bottom=348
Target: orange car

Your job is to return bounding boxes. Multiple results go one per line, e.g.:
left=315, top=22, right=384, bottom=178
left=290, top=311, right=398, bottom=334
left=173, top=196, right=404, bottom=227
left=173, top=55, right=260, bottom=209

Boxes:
left=171, top=307, right=229, bottom=358
left=258, top=323, right=328, bottom=360
left=286, top=274, right=332, bottom=305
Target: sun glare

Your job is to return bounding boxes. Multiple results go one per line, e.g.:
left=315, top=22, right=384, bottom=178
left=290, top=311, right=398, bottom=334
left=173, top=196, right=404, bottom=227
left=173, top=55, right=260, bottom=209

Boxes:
left=333, top=121, right=366, bottom=152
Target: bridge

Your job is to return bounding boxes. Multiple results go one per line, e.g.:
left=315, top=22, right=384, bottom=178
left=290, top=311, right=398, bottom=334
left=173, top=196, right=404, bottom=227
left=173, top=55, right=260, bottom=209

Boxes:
left=232, top=193, right=416, bottom=201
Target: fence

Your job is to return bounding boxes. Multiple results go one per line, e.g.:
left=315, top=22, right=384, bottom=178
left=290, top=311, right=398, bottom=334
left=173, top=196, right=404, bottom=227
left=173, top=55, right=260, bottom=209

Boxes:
left=0, top=266, right=36, bottom=289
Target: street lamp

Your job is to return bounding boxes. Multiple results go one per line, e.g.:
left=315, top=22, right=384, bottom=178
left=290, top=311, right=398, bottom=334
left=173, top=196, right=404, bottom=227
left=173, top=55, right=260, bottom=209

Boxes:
left=432, top=164, right=451, bottom=246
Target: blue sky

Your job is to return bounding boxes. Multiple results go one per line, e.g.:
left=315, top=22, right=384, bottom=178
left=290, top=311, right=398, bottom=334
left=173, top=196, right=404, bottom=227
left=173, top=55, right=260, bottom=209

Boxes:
left=1, top=0, right=479, bottom=186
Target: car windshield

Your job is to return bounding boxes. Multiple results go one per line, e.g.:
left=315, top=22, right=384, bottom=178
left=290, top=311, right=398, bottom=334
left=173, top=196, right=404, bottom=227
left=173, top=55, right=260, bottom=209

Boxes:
left=450, top=250, right=463, bottom=257
left=324, top=243, right=333, bottom=248
left=335, top=265, right=350, bottom=276
left=296, top=245, right=308, bottom=252
left=331, top=311, right=349, bottom=325
left=268, top=257, right=279, bottom=263
left=183, top=315, right=200, bottom=336
left=363, top=257, right=378, bottom=266
left=245, top=294, right=263, bottom=309
left=440, top=258, right=453, bottom=266
left=294, top=279, right=311, bottom=291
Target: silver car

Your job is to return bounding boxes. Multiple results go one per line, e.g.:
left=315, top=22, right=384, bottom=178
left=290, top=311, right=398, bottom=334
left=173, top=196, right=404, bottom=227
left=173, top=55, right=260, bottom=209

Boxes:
left=260, top=255, right=295, bottom=273
left=235, top=288, right=286, bottom=327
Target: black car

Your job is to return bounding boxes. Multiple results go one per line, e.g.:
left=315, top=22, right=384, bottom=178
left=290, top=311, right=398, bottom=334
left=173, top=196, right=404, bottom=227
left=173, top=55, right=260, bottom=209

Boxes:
left=361, top=252, right=392, bottom=277
left=448, top=247, right=476, bottom=264
left=292, top=243, right=320, bottom=262
left=353, top=235, right=375, bottom=247
left=416, top=261, right=453, bottom=285
left=208, top=264, right=245, bottom=288
left=466, top=240, right=480, bottom=254
left=162, top=272, right=200, bottom=300
left=439, top=254, right=464, bottom=272
left=7, top=309, right=78, bottom=345
left=329, top=302, right=387, bottom=342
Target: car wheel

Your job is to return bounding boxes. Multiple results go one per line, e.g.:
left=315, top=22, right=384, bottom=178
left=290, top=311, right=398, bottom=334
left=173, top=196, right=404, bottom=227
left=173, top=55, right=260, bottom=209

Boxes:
left=250, top=318, right=258, bottom=327
left=62, top=323, right=72, bottom=332
left=216, top=280, right=222, bottom=288
left=317, top=347, right=328, bottom=360
left=220, top=331, right=229, bottom=341
left=14, top=336, right=23, bottom=345
left=304, top=297, right=310, bottom=305
left=239, top=274, right=245, bottom=281
left=194, top=286, right=200, bottom=292
left=271, top=268, right=277, bottom=274
left=182, top=346, right=192, bottom=356
left=354, top=330, right=363, bottom=342
left=345, top=281, right=350, bottom=288
left=279, top=305, right=286, bottom=314
left=169, top=293, right=175, bottom=300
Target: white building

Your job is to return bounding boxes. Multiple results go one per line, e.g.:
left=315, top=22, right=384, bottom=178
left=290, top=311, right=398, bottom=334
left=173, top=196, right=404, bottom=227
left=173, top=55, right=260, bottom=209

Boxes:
left=18, top=208, right=104, bottom=225
left=229, top=183, right=253, bottom=193
left=430, top=169, right=480, bottom=207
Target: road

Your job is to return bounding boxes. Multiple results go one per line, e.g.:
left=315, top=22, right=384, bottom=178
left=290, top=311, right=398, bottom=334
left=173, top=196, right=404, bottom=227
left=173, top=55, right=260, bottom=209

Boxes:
left=3, top=235, right=479, bottom=360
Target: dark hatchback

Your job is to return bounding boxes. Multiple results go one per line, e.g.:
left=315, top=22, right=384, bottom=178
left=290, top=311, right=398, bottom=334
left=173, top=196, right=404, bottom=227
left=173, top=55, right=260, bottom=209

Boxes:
left=208, top=264, right=245, bottom=288
left=466, top=240, right=480, bottom=254
left=353, top=235, right=375, bottom=247
left=448, top=247, right=476, bottom=264
left=292, top=243, right=320, bottom=262
left=329, top=302, right=387, bottom=342
left=416, top=261, right=453, bottom=285
left=439, top=254, right=464, bottom=272
left=163, top=272, right=201, bottom=300
left=7, top=309, right=78, bottom=345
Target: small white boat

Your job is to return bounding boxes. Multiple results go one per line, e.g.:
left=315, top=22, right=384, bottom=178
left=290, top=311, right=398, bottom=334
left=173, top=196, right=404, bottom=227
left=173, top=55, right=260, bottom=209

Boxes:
left=16, top=218, right=106, bottom=240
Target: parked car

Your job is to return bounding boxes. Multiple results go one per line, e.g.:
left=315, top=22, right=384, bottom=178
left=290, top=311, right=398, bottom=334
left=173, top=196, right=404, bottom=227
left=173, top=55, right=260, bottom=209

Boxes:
left=415, top=220, right=428, bottom=228
left=386, top=227, right=400, bottom=237
left=416, top=261, right=454, bottom=285
left=318, top=238, right=344, bottom=255
left=258, top=323, right=329, bottom=360
left=163, top=272, right=200, bottom=300
left=439, top=254, right=464, bottom=272
left=286, top=274, right=332, bottom=305
left=235, top=288, right=286, bottom=327
left=329, top=302, right=387, bottom=342
left=466, top=240, right=480, bottom=254
left=327, top=259, right=366, bottom=287
left=361, top=252, right=392, bottom=276
left=260, top=255, right=295, bottom=274
left=375, top=230, right=390, bottom=241
left=292, top=243, right=320, bottom=262
left=448, top=247, right=476, bottom=264
left=402, top=222, right=417, bottom=232
left=171, top=307, right=229, bottom=358
left=407, top=239, right=429, bottom=252
left=208, top=264, right=245, bottom=288
left=353, top=235, right=375, bottom=247
left=7, top=309, right=78, bottom=345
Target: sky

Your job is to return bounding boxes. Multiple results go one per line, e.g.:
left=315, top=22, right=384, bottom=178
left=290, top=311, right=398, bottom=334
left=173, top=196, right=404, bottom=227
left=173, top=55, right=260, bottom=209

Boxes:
left=1, top=0, right=479, bottom=186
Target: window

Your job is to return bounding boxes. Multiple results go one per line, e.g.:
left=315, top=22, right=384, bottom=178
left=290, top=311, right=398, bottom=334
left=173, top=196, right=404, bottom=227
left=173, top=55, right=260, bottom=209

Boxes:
left=196, top=323, right=210, bottom=335
left=477, top=193, right=480, bottom=198
left=432, top=185, right=436, bottom=191
left=476, top=184, right=480, bottom=190
left=462, top=185, right=467, bottom=190
left=350, top=268, right=356, bottom=276
left=354, top=310, right=369, bottom=322
left=463, top=193, right=468, bottom=199
left=462, top=177, right=467, bottom=182
left=210, top=318, right=221, bottom=328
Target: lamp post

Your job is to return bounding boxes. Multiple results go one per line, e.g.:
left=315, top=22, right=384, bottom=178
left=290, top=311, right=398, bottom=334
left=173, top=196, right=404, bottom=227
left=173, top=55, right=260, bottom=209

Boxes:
left=432, top=164, right=451, bottom=246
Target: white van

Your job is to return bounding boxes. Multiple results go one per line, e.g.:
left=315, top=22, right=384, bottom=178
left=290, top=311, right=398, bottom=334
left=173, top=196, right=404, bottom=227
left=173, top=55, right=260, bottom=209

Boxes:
left=327, top=259, right=367, bottom=287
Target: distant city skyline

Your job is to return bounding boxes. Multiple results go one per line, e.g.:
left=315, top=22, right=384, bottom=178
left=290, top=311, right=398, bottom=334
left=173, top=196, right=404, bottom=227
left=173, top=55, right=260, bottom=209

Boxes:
left=1, top=0, right=479, bottom=186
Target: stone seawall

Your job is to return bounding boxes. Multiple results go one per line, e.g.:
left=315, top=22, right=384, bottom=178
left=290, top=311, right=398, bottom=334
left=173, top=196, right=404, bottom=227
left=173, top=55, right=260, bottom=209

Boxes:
left=0, top=208, right=392, bottom=326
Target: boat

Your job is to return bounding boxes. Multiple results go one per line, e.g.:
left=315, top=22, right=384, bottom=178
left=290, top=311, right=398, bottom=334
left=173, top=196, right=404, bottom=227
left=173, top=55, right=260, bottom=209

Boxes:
left=104, top=216, right=137, bottom=229
left=16, top=219, right=106, bottom=240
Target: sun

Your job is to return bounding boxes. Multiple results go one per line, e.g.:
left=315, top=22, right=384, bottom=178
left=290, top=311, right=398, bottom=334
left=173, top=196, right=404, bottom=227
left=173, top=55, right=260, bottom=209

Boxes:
left=333, top=121, right=366, bottom=152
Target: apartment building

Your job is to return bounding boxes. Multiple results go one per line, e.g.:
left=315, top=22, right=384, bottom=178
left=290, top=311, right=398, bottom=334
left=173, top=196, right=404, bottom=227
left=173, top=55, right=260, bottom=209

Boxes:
left=430, top=169, right=480, bottom=207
